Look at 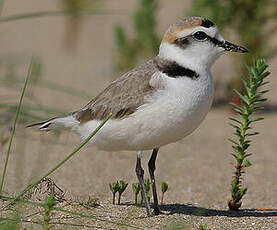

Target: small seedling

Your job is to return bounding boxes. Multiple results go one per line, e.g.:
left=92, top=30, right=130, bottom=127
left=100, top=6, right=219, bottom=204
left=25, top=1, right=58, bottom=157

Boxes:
left=145, top=178, right=150, bottom=201
left=43, top=195, right=55, bottom=230
left=140, top=178, right=151, bottom=203
left=160, top=182, right=168, bottom=205
left=118, top=180, right=128, bottom=205
left=199, top=224, right=208, bottom=230
left=228, top=58, right=270, bottom=210
left=109, top=181, right=119, bottom=205
left=132, top=182, right=141, bottom=205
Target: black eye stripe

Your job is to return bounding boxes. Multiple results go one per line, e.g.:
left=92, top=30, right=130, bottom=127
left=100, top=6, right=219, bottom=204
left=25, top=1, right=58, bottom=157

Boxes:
left=173, top=37, right=190, bottom=49
left=174, top=37, right=189, bottom=45
left=207, top=36, right=224, bottom=46
left=173, top=33, right=224, bottom=48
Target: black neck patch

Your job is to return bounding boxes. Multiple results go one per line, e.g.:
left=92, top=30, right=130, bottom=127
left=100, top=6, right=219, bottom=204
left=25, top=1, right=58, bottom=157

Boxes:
left=201, top=19, right=214, bottom=28
left=155, top=58, right=199, bottom=79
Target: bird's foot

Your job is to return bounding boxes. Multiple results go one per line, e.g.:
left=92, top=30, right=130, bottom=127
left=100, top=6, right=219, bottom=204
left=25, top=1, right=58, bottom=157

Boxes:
left=152, top=207, right=160, bottom=215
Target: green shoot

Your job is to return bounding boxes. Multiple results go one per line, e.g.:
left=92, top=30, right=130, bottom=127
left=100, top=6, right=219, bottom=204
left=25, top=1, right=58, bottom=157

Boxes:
left=118, top=180, right=128, bottom=205
left=0, top=195, right=144, bottom=229
left=145, top=178, right=150, bottom=200
left=109, top=181, right=119, bottom=205
left=43, top=195, right=55, bottom=230
left=140, top=178, right=151, bottom=204
left=132, top=182, right=141, bottom=205
left=199, top=224, right=208, bottom=230
left=228, top=58, right=270, bottom=210
left=0, top=57, right=34, bottom=195
left=160, top=182, right=168, bottom=205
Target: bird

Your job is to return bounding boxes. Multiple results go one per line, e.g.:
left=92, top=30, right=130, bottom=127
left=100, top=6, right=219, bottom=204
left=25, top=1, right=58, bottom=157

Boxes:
left=27, top=17, right=248, bottom=216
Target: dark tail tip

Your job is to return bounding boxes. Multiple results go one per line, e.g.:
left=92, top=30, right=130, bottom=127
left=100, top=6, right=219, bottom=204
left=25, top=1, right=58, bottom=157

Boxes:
left=26, top=117, right=57, bottom=130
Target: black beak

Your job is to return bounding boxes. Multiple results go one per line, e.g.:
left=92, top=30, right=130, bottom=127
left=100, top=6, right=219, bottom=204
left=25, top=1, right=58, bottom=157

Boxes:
left=220, top=40, right=248, bottom=53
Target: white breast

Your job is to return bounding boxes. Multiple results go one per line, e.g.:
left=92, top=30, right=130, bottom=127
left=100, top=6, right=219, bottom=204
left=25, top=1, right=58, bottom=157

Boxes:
left=77, top=73, right=214, bottom=151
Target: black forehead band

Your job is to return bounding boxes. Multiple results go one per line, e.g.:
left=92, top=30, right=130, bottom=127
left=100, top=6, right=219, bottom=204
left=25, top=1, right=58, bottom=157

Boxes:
left=201, top=19, right=214, bottom=28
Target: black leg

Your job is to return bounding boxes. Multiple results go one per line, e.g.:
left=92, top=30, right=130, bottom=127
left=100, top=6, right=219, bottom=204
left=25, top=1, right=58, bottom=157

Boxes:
left=148, top=148, right=160, bottom=215
left=135, top=151, right=151, bottom=217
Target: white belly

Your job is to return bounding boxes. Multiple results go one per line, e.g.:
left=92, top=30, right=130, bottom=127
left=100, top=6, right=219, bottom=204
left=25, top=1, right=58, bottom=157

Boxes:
left=77, top=75, right=214, bottom=151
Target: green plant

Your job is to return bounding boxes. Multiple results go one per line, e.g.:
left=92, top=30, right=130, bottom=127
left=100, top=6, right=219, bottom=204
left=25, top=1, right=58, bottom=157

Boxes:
left=1, top=113, right=112, bottom=210
left=43, top=195, right=55, bottom=230
left=160, top=182, right=168, bottom=205
left=0, top=58, right=33, bottom=195
left=118, top=180, right=128, bottom=205
left=140, top=178, right=151, bottom=204
left=109, top=181, right=119, bottom=205
left=132, top=182, right=141, bottom=205
left=199, top=224, right=208, bottom=230
left=145, top=178, right=150, bottom=199
left=114, top=0, right=160, bottom=73
left=0, top=212, right=20, bottom=230
left=228, top=58, right=270, bottom=210
left=0, top=195, right=143, bottom=229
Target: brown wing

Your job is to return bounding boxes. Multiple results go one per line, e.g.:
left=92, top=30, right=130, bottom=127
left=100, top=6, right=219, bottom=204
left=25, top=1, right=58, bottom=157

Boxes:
left=73, top=59, right=159, bottom=121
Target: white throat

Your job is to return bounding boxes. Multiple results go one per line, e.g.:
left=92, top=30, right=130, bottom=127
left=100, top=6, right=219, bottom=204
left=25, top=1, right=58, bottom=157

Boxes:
left=158, top=42, right=222, bottom=73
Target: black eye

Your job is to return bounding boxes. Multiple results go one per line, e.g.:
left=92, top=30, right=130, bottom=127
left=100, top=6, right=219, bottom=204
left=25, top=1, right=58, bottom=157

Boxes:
left=193, top=31, right=208, bottom=41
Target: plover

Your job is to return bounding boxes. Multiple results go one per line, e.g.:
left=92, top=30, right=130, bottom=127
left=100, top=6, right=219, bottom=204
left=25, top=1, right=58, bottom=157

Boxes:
left=28, top=17, right=247, bottom=216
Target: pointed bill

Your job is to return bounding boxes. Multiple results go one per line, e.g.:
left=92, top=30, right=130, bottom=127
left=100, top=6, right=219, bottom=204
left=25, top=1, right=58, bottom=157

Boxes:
left=220, top=40, right=248, bottom=53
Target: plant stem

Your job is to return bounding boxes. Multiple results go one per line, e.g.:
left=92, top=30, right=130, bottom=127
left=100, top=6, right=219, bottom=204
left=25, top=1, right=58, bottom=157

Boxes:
left=1, top=113, right=112, bottom=210
left=228, top=58, right=270, bottom=210
left=43, top=195, right=55, bottom=230
left=112, top=194, right=115, bottom=205
left=161, top=193, right=164, bottom=205
left=0, top=58, right=33, bottom=195
left=43, top=209, right=50, bottom=230
left=0, top=195, right=144, bottom=229
left=118, top=195, right=121, bottom=205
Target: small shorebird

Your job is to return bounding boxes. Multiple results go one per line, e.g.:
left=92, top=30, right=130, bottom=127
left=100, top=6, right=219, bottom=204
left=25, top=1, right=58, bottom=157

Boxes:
left=28, top=17, right=247, bottom=216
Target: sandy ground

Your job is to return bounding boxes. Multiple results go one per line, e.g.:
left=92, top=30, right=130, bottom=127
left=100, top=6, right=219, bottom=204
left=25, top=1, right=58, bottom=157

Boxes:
left=0, top=0, right=277, bottom=229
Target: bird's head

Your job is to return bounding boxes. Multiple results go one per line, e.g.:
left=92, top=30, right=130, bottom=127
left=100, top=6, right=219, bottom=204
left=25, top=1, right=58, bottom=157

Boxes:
left=159, top=17, right=248, bottom=70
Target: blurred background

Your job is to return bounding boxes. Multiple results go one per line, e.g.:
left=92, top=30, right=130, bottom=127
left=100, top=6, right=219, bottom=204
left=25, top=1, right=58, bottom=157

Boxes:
left=0, top=0, right=276, bottom=209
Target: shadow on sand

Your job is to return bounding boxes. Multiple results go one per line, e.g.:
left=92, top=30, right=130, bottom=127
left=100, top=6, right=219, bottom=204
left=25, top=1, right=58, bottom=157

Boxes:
left=159, top=203, right=277, bottom=217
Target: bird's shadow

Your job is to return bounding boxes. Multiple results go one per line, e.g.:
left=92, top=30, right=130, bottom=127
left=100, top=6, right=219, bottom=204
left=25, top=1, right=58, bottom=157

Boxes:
left=159, top=203, right=277, bottom=217
left=123, top=202, right=277, bottom=217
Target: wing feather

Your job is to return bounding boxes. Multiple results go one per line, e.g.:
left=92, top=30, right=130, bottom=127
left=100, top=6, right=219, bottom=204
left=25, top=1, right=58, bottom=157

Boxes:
left=73, top=59, right=161, bottom=121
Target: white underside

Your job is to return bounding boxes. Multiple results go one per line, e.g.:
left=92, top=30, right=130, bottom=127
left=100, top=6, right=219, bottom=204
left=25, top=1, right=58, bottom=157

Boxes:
left=68, top=72, right=214, bottom=151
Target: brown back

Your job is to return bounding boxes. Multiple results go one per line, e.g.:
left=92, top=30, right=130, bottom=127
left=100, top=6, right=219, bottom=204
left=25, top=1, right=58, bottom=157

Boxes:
left=73, top=59, right=158, bottom=122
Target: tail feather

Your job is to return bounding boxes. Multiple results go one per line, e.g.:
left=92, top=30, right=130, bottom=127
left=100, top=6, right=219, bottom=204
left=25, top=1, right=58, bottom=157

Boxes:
left=26, top=115, right=79, bottom=131
left=26, top=117, right=59, bottom=131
